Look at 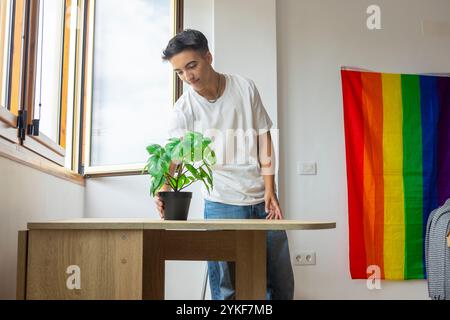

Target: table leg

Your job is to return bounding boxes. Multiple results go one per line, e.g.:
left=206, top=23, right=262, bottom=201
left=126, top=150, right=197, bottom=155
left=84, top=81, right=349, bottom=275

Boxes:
left=235, top=230, right=266, bottom=300
left=143, top=230, right=165, bottom=300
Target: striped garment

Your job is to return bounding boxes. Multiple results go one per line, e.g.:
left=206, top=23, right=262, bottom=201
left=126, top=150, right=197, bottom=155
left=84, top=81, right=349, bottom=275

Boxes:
left=341, top=69, right=450, bottom=280
left=425, top=199, right=450, bottom=299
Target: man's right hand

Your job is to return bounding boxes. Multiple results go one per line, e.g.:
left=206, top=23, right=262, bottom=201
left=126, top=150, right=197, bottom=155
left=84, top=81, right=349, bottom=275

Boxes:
left=155, top=192, right=165, bottom=219
left=154, top=163, right=177, bottom=219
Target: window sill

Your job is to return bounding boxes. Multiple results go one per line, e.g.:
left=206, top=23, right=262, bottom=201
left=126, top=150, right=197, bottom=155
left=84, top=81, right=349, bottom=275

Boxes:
left=0, top=107, right=17, bottom=128
left=0, top=136, right=84, bottom=186
left=84, top=163, right=146, bottom=178
left=22, top=135, right=65, bottom=166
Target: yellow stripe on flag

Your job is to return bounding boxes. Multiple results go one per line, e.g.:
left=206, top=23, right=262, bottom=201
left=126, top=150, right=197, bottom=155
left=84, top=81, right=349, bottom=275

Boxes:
left=382, top=73, right=405, bottom=279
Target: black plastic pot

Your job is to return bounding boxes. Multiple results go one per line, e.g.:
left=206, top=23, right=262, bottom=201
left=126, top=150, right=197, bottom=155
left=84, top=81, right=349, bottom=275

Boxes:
left=158, top=191, right=192, bottom=220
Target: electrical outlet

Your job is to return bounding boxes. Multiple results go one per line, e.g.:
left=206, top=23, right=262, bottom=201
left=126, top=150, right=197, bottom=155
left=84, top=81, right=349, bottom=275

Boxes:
left=293, top=252, right=316, bottom=266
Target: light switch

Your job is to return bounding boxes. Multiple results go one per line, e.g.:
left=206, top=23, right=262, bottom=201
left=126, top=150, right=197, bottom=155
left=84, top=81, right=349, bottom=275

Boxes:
left=297, top=162, right=317, bottom=175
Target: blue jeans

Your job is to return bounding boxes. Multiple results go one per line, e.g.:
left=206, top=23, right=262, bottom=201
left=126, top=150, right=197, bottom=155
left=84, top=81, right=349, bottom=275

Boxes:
left=204, top=200, right=295, bottom=300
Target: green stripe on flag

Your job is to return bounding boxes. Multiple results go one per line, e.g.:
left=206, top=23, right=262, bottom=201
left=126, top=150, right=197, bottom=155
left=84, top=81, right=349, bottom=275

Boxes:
left=401, top=74, right=424, bottom=279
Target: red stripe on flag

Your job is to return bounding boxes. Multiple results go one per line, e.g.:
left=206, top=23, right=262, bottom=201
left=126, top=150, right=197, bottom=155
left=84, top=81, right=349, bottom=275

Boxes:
left=342, top=70, right=367, bottom=278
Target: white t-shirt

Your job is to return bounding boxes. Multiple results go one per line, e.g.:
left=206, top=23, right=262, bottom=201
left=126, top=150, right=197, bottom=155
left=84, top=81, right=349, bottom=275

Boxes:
left=168, top=74, right=273, bottom=206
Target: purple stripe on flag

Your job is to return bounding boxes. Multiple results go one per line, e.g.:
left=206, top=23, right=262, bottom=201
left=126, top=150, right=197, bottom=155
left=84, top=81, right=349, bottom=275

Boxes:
left=437, top=77, right=450, bottom=205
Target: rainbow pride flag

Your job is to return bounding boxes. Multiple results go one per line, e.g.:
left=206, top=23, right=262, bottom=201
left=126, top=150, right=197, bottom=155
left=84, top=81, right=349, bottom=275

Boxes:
left=341, top=69, right=450, bottom=280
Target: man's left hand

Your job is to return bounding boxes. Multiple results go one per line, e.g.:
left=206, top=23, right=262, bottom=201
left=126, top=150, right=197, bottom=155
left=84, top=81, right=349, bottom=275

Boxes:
left=264, top=191, right=284, bottom=220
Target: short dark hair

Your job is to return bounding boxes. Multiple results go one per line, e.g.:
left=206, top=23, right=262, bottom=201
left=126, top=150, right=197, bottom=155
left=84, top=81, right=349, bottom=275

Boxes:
left=162, top=29, right=209, bottom=61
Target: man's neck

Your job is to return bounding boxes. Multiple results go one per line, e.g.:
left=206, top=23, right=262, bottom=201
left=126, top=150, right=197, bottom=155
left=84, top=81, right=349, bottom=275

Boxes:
left=195, top=71, right=222, bottom=101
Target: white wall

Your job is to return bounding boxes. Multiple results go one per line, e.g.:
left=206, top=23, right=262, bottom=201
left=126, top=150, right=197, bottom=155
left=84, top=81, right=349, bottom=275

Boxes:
left=277, top=0, right=450, bottom=299
left=0, top=157, right=84, bottom=299
left=214, top=0, right=278, bottom=127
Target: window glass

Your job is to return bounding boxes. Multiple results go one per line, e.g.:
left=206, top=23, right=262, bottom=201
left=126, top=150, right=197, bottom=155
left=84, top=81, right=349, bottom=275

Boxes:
left=34, top=0, right=65, bottom=142
left=90, top=0, right=172, bottom=166
left=0, top=0, right=13, bottom=109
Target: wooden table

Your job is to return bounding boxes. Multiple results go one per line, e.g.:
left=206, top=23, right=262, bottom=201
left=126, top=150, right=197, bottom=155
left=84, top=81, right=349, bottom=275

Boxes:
left=17, top=218, right=336, bottom=300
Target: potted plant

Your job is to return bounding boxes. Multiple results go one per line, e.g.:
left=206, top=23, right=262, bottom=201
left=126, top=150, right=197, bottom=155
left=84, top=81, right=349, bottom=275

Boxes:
left=144, top=131, right=216, bottom=220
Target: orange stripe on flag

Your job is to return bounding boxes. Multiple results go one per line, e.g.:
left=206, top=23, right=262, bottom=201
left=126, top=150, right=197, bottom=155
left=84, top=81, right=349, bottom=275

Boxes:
left=361, top=72, right=385, bottom=277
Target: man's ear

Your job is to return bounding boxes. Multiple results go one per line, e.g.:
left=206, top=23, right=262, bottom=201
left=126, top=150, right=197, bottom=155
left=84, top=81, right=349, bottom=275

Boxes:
left=205, top=51, right=213, bottom=65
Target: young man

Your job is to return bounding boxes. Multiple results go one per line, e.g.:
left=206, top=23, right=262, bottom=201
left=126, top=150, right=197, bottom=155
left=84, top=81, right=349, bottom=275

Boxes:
left=155, top=29, right=294, bottom=300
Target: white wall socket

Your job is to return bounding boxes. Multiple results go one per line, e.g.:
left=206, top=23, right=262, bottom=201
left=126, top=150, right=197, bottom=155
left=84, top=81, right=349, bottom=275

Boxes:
left=294, top=251, right=316, bottom=266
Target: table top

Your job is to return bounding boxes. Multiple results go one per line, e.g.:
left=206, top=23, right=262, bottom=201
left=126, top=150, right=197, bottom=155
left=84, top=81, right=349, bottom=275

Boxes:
left=27, top=218, right=336, bottom=231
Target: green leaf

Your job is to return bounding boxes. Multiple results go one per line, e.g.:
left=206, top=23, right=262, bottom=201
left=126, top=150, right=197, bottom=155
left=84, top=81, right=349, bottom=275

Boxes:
left=206, top=166, right=214, bottom=189
left=185, top=164, right=200, bottom=179
left=155, top=175, right=165, bottom=193
left=183, top=177, right=191, bottom=188
left=205, top=164, right=213, bottom=181
left=182, top=131, right=204, bottom=162
left=200, top=176, right=211, bottom=194
left=165, top=139, right=181, bottom=157
left=181, top=139, right=194, bottom=162
left=193, top=133, right=204, bottom=160
left=149, top=180, right=154, bottom=196
left=168, top=137, right=181, bottom=143
left=160, top=158, right=170, bottom=173
left=171, top=142, right=184, bottom=162
left=167, top=175, right=177, bottom=190
left=184, top=131, right=200, bottom=143
left=146, top=155, right=170, bottom=178
left=204, top=148, right=217, bottom=166
left=193, top=144, right=203, bottom=162
left=150, top=175, right=163, bottom=197
left=147, top=158, right=161, bottom=176
left=146, top=144, right=162, bottom=155
left=202, top=138, right=212, bottom=151
left=199, top=167, right=212, bottom=186
left=177, top=175, right=187, bottom=190
left=193, top=131, right=203, bottom=139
